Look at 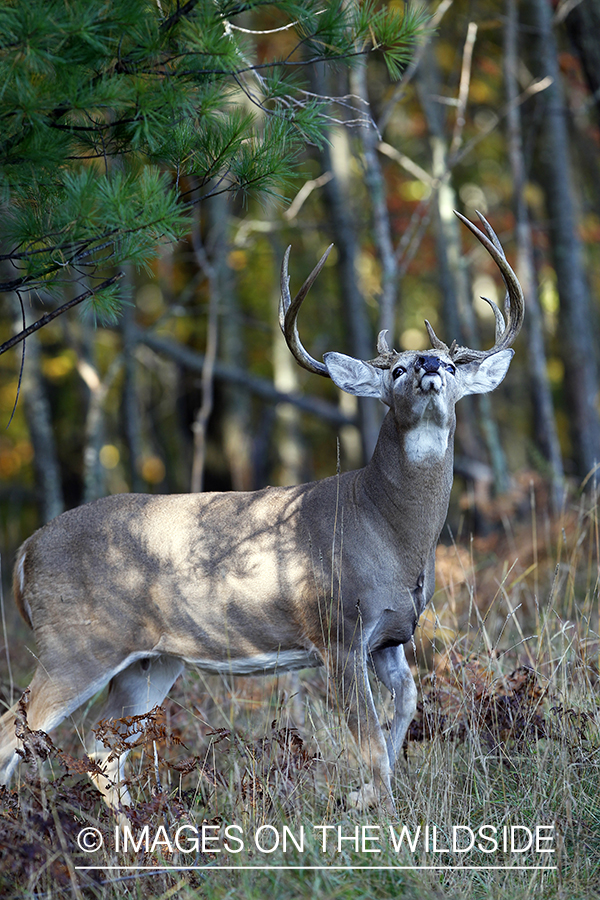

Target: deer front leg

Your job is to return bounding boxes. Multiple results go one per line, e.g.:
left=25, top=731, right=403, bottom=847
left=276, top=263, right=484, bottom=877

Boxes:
left=371, top=643, right=417, bottom=768
left=328, top=647, right=396, bottom=815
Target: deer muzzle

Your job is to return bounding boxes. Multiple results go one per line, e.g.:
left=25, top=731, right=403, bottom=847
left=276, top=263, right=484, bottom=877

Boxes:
left=420, top=373, right=443, bottom=393
left=417, top=355, right=444, bottom=393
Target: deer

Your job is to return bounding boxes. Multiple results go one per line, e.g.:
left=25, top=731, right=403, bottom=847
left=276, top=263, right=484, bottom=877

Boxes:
left=0, top=212, right=523, bottom=815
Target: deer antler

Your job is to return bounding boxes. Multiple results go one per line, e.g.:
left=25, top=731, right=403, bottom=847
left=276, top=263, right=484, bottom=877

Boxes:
left=367, top=330, right=401, bottom=369
left=279, top=244, right=333, bottom=377
left=280, top=248, right=401, bottom=373
left=281, top=212, right=523, bottom=372
left=425, top=211, right=525, bottom=363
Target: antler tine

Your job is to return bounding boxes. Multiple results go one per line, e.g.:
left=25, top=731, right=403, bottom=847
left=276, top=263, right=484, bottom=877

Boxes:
left=480, top=295, right=506, bottom=342
left=451, top=210, right=524, bottom=362
left=377, top=329, right=391, bottom=355
left=473, top=210, right=513, bottom=342
left=279, top=245, right=334, bottom=377
left=475, top=209, right=504, bottom=254
left=476, top=210, right=513, bottom=339
left=424, top=319, right=450, bottom=353
left=367, top=328, right=401, bottom=369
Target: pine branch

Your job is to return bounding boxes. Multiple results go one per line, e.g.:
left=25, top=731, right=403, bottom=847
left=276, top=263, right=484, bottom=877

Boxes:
left=0, top=274, right=124, bottom=358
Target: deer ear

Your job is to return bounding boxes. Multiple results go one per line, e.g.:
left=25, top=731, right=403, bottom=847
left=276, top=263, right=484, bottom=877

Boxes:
left=323, top=352, right=386, bottom=400
left=459, top=349, right=514, bottom=396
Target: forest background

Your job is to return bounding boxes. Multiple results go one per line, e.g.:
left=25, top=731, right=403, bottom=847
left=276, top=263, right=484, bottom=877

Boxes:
left=0, top=1, right=600, bottom=898
left=1, top=0, right=599, bottom=539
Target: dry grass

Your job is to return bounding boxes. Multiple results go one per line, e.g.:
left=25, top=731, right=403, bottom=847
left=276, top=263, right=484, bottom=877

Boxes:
left=1, top=475, right=599, bottom=899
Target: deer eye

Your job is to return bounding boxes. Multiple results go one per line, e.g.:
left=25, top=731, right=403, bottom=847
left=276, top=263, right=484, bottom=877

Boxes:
left=445, top=363, right=456, bottom=376
left=392, top=365, right=406, bottom=380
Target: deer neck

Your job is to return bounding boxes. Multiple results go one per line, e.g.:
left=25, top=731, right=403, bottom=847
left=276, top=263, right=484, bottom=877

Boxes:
left=358, top=408, right=455, bottom=538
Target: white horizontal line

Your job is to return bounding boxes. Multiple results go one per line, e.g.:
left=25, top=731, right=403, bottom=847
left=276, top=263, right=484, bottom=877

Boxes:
left=75, top=865, right=558, bottom=872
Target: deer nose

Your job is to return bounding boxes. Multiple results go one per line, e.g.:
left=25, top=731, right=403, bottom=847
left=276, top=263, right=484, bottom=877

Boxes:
left=417, top=356, right=443, bottom=393
left=417, top=355, right=442, bottom=373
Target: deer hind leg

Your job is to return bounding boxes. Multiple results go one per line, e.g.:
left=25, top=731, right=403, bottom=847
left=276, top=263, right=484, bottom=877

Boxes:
left=329, top=648, right=395, bottom=815
left=0, top=663, right=108, bottom=785
left=0, top=703, right=21, bottom=784
left=371, top=642, right=417, bottom=768
left=87, top=655, right=183, bottom=812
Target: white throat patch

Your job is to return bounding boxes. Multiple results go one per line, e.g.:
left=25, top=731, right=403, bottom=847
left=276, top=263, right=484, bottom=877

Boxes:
left=404, top=420, right=450, bottom=464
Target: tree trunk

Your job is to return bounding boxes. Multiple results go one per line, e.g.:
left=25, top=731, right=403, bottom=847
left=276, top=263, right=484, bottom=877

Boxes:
left=211, top=195, right=255, bottom=492
left=349, top=59, right=399, bottom=340
left=319, top=129, right=382, bottom=461
left=270, top=232, right=309, bottom=486
left=416, top=38, right=510, bottom=494
left=308, top=58, right=381, bottom=461
left=20, top=330, right=64, bottom=522
left=190, top=201, right=220, bottom=494
left=504, top=0, right=564, bottom=507
left=77, top=324, right=122, bottom=505
left=121, top=280, right=145, bottom=493
left=564, top=0, right=600, bottom=131
left=525, top=0, right=600, bottom=478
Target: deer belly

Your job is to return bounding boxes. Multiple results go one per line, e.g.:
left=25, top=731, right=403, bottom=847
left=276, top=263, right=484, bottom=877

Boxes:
left=181, top=648, right=322, bottom=675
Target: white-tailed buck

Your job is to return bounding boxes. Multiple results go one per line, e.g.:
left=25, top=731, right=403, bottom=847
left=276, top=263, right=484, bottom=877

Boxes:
left=0, top=212, right=523, bottom=814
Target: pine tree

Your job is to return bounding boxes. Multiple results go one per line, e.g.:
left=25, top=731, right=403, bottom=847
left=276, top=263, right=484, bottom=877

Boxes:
left=0, top=0, right=427, bottom=350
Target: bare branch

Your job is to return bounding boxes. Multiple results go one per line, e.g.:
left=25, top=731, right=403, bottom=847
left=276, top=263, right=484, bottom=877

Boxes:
left=132, top=327, right=355, bottom=427
left=283, top=172, right=333, bottom=221
left=378, top=142, right=434, bottom=186
left=449, top=22, right=478, bottom=159
left=6, top=293, right=26, bottom=428
left=451, top=76, right=553, bottom=168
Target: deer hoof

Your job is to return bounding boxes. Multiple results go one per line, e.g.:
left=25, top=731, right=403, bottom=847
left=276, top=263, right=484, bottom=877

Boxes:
left=347, top=782, right=395, bottom=815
